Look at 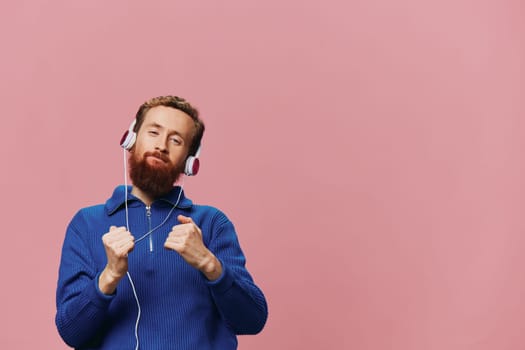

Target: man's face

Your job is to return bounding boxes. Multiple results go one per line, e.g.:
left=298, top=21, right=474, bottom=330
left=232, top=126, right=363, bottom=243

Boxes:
left=129, top=106, right=195, bottom=197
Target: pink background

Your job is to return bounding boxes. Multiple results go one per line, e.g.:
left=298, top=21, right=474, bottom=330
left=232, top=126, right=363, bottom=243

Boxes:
left=0, top=1, right=524, bottom=349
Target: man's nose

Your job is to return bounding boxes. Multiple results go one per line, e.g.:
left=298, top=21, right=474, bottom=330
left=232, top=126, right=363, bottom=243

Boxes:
left=155, top=137, right=168, bottom=152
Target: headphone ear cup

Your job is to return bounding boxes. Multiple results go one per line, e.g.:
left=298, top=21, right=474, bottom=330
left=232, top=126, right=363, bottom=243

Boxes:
left=120, top=120, right=137, bottom=150
left=120, top=130, right=137, bottom=150
left=184, top=156, right=200, bottom=176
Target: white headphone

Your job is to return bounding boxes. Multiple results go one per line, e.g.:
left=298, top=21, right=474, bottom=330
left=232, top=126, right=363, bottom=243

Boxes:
left=120, top=119, right=201, bottom=176
left=120, top=120, right=137, bottom=151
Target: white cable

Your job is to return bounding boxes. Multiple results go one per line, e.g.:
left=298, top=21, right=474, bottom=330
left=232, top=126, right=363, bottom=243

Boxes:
left=124, top=149, right=130, bottom=230
left=127, top=271, right=141, bottom=350
left=122, top=148, right=184, bottom=349
left=134, top=184, right=183, bottom=244
left=124, top=149, right=139, bottom=349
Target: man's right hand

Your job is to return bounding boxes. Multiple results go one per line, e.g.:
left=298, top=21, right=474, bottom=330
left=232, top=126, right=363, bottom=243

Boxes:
left=98, top=226, right=135, bottom=295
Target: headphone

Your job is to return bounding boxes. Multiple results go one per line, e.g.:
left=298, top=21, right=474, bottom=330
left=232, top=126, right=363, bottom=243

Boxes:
left=120, top=119, right=201, bottom=176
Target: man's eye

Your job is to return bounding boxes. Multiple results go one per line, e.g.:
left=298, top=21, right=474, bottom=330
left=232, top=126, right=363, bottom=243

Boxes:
left=171, top=138, right=181, bottom=145
left=149, top=130, right=159, bottom=135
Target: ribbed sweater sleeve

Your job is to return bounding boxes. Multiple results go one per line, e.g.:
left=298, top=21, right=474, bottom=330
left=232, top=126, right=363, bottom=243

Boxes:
left=205, top=212, right=268, bottom=334
left=55, top=210, right=114, bottom=348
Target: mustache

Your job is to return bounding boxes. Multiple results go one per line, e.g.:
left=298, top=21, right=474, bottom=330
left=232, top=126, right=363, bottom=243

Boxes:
left=144, top=150, right=171, bottom=163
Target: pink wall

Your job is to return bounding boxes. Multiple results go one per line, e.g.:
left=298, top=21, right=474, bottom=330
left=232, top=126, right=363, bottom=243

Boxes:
left=0, top=1, right=524, bottom=349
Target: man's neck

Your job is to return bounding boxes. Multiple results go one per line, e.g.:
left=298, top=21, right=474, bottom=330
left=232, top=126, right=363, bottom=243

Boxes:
left=130, top=186, right=155, bottom=206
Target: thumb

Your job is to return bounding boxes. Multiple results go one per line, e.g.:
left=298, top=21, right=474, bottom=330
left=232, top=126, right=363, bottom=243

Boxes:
left=177, top=215, right=193, bottom=224
left=109, top=225, right=117, bottom=231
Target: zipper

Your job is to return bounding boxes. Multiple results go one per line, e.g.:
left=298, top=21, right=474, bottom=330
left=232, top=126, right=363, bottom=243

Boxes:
left=146, top=205, right=153, bottom=252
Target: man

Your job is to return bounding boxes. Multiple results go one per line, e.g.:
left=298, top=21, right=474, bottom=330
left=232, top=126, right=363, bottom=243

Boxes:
left=56, top=96, right=268, bottom=349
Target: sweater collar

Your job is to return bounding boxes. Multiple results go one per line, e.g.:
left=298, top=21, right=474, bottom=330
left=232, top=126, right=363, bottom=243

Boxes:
left=105, top=185, right=193, bottom=215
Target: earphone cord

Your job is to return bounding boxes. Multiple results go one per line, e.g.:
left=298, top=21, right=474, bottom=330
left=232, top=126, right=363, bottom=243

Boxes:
left=134, top=184, right=183, bottom=244
left=126, top=271, right=141, bottom=350
left=123, top=149, right=184, bottom=241
left=123, top=150, right=139, bottom=349
left=124, top=148, right=130, bottom=230
left=122, top=148, right=184, bottom=350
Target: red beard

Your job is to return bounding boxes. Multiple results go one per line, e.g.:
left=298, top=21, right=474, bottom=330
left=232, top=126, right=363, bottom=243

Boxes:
left=129, top=150, right=183, bottom=198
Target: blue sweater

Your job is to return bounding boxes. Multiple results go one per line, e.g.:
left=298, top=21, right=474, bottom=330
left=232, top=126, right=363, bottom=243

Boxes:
left=56, top=186, right=268, bottom=349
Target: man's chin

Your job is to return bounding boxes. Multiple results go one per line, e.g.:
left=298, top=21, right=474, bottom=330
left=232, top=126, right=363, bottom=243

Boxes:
left=129, top=153, right=184, bottom=198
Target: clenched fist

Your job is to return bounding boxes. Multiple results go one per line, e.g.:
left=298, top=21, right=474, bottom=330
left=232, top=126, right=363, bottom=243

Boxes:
left=164, top=215, right=222, bottom=281
left=98, top=226, right=135, bottom=295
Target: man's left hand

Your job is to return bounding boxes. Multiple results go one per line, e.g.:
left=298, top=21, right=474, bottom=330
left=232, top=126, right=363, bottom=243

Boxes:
left=164, top=215, right=223, bottom=281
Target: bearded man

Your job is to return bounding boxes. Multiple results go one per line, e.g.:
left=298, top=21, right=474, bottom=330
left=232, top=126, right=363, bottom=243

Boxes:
left=55, top=96, right=268, bottom=349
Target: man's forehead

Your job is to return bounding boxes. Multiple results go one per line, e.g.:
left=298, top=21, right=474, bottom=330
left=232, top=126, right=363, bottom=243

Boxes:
left=143, top=107, right=195, bottom=138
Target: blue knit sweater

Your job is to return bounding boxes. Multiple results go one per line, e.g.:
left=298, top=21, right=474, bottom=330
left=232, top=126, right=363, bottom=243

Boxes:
left=56, top=186, right=268, bottom=349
